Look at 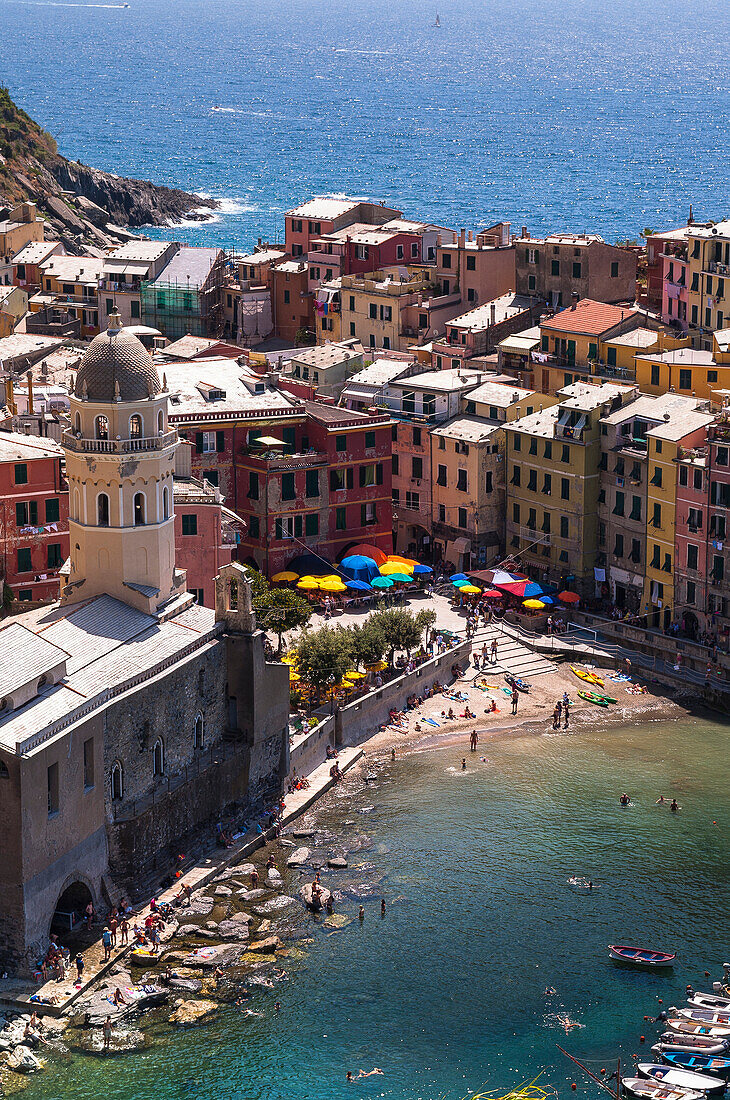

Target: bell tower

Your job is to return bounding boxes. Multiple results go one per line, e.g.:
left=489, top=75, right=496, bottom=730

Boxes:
left=62, top=312, right=186, bottom=614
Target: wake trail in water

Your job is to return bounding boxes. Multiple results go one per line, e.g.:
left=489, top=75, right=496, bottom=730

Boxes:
left=1, top=0, right=129, bottom=7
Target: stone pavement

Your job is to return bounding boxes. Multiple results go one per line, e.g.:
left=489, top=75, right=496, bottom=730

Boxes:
left=466, top=622, right=556, bottom=680
left=0, top=745, right=362, bottom=1018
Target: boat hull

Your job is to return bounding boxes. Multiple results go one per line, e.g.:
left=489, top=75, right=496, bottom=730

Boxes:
left=678, top=1008, right=730, bottom=1026
left=661, top=1053, right=730, bottom=1080
left=637, top=1063, right=726, bottom=1094
left=667, top=1020, right=730, bottom=1039
left=609, top=944, right=676, bottom=968
left=621, top=1077, right=703, bottom=1100
left=658, top=1033, right=730, bottom=1052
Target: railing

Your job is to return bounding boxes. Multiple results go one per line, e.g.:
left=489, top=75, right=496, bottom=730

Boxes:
left=241, top=448, right=328, bottom=468
left=111, top=740, right=242, bottom=822
left=706, top=261, right=730, bottom=276
left=63, top=430, right=178, bottom=454
left=554, top=422, right=585, bottom=442
left=100, top=280, right=140, bottom=292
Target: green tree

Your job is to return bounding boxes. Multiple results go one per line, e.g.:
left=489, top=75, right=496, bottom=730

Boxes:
left=349, top=619, right=387, bottom=668
left=416, top=608, right=437, bottom=649
left=256, top=588, right=312, bottom=653
left=295, top=625, right=353, bottom=703
left=371, top=608, right=424, bottom=665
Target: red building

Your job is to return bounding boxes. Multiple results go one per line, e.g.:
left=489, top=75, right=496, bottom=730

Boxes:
left=0, top=431, right=68, bottom=605
left=284, top=197, right=401, bottom=259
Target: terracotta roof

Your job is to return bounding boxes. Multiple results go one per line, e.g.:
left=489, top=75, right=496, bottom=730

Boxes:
left=540, top=299, right=640, bottom=337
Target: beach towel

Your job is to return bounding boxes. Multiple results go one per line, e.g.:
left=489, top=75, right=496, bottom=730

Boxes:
left=188, top=946, right=218, bottom=960
left=423, top=717, right=440, bottom=727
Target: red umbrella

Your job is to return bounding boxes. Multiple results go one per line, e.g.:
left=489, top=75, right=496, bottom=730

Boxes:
left=495, top=579, right=545, bottom=599
left=558, top=590, right=580, bottom=603
left=344, top=543, right=387, bottom=566
left=481, top=589, right=503, bottom=599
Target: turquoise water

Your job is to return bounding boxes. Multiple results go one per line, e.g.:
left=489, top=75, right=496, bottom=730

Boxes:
left=0, top=0, right=728, bottom=246
left=24, top=716, right=730, bottom=1100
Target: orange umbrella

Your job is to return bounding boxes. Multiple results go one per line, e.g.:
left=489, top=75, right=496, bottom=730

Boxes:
left=387, top=555, right=418, bottom=569
left=344, top=544, right=387, bottom=566
left=558, top=590, right=580, bottom=603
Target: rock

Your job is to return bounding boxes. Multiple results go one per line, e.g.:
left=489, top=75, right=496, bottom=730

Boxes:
left=257, top=919, right=272, bottom=933
left=299, top=884, right=332, bottom=912
left=216, top=920, right=250, bottom=941
left=229, top=911, right=253, bottom=925
left=183, top=895, right=214, bottom=917
left=266, top=869, right=282, bottom=885
left=253, top=896, right=295, bottom=915
left=323, top=913, right=352, bottom=929
left=328, top=856, right=348, bottom=868
left=196, top=928, right=218, bottom=940
left=205, top=921, right=219, bottom=932
left=214, top=886, right=232, bottom=898
left=166, top=977, right=203, bottom=994
left=247, top=937, right=281, bottom=954
left=235, top=863, right=256, bottom=876
left=6, top=1045, right=41, bottom=1073
left=169, top=1000, right=218, bottom=1027
left=287, top=847, right=310, bottom=867
left=175, top=924, right=200, bottom=938
left=310, top=859, right=325, bottom=871
left=238, top=888, right=266, bottom=901
left=291, top=828, right=316, bottom=839
left=178, top=944, right=244, bottom=969
left=75, top=1027, right=146, bottom=1055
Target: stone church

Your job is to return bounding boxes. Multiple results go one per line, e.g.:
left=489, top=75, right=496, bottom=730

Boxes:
left=0, top=315, right=289, bottom=972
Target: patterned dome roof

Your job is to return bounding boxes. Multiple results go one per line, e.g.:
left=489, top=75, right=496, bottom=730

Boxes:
left=75, top=313, right=161, bottom=403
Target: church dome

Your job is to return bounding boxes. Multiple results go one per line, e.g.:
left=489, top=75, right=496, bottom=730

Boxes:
left=75, top=311, right=161, bottom=403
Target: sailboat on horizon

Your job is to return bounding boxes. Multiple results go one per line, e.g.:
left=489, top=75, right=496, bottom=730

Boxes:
left=434, top=12, right=441, bottom=26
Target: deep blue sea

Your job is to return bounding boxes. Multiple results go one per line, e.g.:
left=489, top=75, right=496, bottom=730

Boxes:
left=20, top=716, right=730, bottom=1100
left=1, top=0, right=729, bottom=250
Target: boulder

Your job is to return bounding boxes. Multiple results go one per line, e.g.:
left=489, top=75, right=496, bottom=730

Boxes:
left=287, top=847, right=310, bottom=867
left=291, top=828, right=316, bottom=839
left=229, top=911, right=253, bottom=925
left=328, top=856, right=348, bottom=868
left=184, top=895, right=214, bottom=917
left=179, top=944, right=244, bottom=970
left=205, top=921, right=219, bottom=932
left=169, top=1000, right=218, bottom=1027
left=247, top=937, right=281, bottom=954
left=214, top=886, right=232, bottom=898
left=6, top=1044, right=41, bottom=1073
left=166, top=977, right=203, bottom=994
left=299, top=883, right=331, bottom=912
left=195, top=928, right=218, bottom=940
left=238, top=888, right=266, bottom=901
left=216, top=920, right=250, bottom=941
left=253, top=896, right=295, bottom=915
left=235, top=863, right=256, bottom=876
left=75, top=1027, right=146, bottom=1055
left=175, top=924, right=200, bottom=938
left=266, top=869, right=282, bottom=885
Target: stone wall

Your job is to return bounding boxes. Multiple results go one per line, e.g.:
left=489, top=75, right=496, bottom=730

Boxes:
left=335, top=640, right=471, bottom=746
left=288, top=716, right=336, bottom=779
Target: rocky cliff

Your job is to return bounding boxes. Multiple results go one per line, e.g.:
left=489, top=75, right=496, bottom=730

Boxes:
left=0, top=87, right=217, bottom=254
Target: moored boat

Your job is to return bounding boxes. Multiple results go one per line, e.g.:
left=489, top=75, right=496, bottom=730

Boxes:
left=621, top=1076, right=703, bottom=1100
left=658, top=1032, right=730, bottom=1052
left=667, top=1020, right=730, bottom=1039
left=678, top=1008, right=730, bottom=1025
left=609, top=944, right=676, bottom=967
left=688, top=994, right=730, bottom=1012
left=637, top=1063, right=726, bottom=1095
left=571, top=665, right=605, bottom=687
left=661, top=1052, right=730, bottom=1079
left=504, top=673, right=530, bottom=692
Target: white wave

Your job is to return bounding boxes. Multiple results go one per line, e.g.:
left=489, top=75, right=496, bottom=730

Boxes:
left=2, top=0, right=129, bottom=6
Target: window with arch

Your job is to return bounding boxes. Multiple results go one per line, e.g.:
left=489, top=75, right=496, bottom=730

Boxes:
left=129, top=414, right=142, bottom=438
left=162, top=486, right=169, bottom=520
left=157, top=409, right=164, bottom=434
left=111, top=760, right=123, bottom=800
left=153, top=738, right=164, bottom=777
left=74, top=412, right=81, bottom=434
left=133, top=492, right=146, bottom=526
left=73, top=488, right=81, bottom=521
left=95, top=415, right=109, bottom=440
left=194, top=713, right=204, bottom=750
left=97, top=492, right=110, bottom=527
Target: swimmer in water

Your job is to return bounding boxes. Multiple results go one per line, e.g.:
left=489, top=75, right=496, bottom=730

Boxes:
left=588, top=880, right=593, bottom=889
left=656, top=794, right=666, bottom=804
left=620, top=793, right=630, bottom=805
left=359, top=906, right=365, bottom=921
left=670, top=798, right=680, bottom=812
left=358, top=1069, right=384, bottom=1078
left=381, top=898, right=386, bottom=916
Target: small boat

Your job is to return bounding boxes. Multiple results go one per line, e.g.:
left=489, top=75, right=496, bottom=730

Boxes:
left=434, top=12, right=440, bottom=26
left=678, top=1008, right=730, bottom=1025
left=579, top=690, right=609, bottom=707
left=637, top=1063, right=726, bottom=1095
left=689, top=994, right=730, bottom=1012
left=504, top=673, right=530, bottom=693
left=659, top=1033, right=730, bottom=1052
left=667, top=1021, right=730, bottom=1040
left=662, top=1052, right=730, bottom=1079
left=609, top=944, right=676, bottom=967
left=621, top=1076, right=703, bottom=1100
left=571, top=665, right=605, bottom=687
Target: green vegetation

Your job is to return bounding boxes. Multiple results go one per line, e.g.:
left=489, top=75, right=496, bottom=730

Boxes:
left=242, top=566, right=313, bottom=652
left=0, top=87, right=60, bottom=200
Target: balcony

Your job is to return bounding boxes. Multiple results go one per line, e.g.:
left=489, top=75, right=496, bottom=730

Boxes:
left=100, top=279, right=140, bottom=293
left=706, top=261, right=730, bottom=276
left=554, top=422, right=586, bottom=443
left=241, top=448, right=328, bottom=470
left=63, top=430, right=178, bottom=454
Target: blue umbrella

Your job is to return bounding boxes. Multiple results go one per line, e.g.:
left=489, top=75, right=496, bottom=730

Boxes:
left=450, top=573, right=469, bottom=583
left=539, top=594, right=555, bottom=605
left=340, top=554, right=379, bottom=582
left=413, top=563, right=433, bottom=575
left=523, top=581, right=545, bottom=599
left=345, top=578, right=372, bottom=591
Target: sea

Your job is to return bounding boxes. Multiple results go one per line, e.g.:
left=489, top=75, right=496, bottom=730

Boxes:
left=1, top=0, right=729, bottom=251
left=19, top=714, right=730, bottom=1100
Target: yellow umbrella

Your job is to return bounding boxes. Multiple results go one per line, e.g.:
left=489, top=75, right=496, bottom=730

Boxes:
left=460, top=584, right=481, bottom=594
left=523, top=598, right=546, bottom=609
left=289, top=671, right=301, bottom=682
left=321, top=573, right=344, bottom=583
left=272, top=570, right=298, bottom=583
left=297, top=577, right=320, bottom=590
left=365, top=659, right=388, bottom=671
left=387, top=555, right=418, bottom=569
left=380, top=562, right=415, bottom=576
left=320, top=579, right=347, bottom=592
left=345, top=669, right=365, bottom=679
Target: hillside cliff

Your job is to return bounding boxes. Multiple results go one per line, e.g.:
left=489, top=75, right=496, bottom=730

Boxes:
left=0, top=88, right=217, bottom=253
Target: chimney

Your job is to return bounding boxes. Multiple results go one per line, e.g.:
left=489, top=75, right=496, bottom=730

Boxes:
left=490, top=303, right=496, bottom=326
left=467, top=231, right=473, bottom=243
left=521, top=226, right=528, bottom=238
left=26, top=370, right=34, bottom=415
left=459, top=229, right=466, bottom=249
left=570, top=291, right=579, bottom=310
left=688, top=205, right=694, bottom=226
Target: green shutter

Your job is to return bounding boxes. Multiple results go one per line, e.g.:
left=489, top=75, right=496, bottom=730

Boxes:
left=360, top=504, right=366, bottom=527
left=216, top=430, right=225, bottom=452
left=275, top=518, right=283, bottom=540
left=305, top=513, right=318, bottom=536
left=376, top=463, right=383, bottom=485
left=195, top=432, right=204, bottom=454
left=294, top=515, right=303, bottom=537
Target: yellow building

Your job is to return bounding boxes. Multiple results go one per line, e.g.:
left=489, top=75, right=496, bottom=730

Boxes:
left=314, top=277, right=342, bottom=343
left=340, top=268, right=429, bottom=353
left=634, top=346, right=730, bottom=401
left=461, top=379, right=556, bottom=422
left=686, top=220, right=730, bottom=342
left=504, top=381, right=636, bottom=593
left=0, top=202, right=43, bottom=284
left=642, top=408, right=714, bottom=629
left=33, top=254, right=103, bottom=338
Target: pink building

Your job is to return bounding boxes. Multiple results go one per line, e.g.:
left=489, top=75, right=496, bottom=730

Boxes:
left=661, top=247, right=689, bottom=332
left=284, top=197, right=401, bottom=259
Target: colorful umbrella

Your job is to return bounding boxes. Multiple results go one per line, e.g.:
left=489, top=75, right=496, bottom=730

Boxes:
left=558, top=590, right=580, bottom=603
left=488, top=569, right=528, bottom=585
left=481, top=589, right=503, bottom=599
left=450, top=573, right=469, bottom=583
left=452, top=578, right=469, bottom=588
left=340, top=554, right=379, bottom=581
left=344, top=544, right=388, bottom=566
left=388, top=573, right=413, bottom=584
left=319, top=578, right=347, bottom=592
left=271, top=571, right=298, bottom=582
left=296, top=577, right=320, bottom=590
left=460, top=584, right=481, bottom=594
left=413, top=563, right=433, bottom=574
left=345, top=578, right=372, bottom=591
left=386, top=555, right=418, bottom=569
left=523, top=598, right=546, bottom=609
left=371, top=576, right=394, bottom=589
left=380, top=562, right=414, bottom=576
left=496, top=579, right=545, bottom=599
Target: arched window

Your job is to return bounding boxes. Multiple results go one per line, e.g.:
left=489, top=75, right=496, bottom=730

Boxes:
left=133, top=492, right=146, bottom=526
left=95, top=415, right=109, bottom=440
left=157, top=409, right=164, bottom=434
left=129, top=414, right=142, bottom=438
left=73, top=488, right=81, bottom=521
left=153, top=738, right=164, bottom=777
left=97, top=492, right=110, bottom=527
left=111, top=760, right=123, bottom=800
left=74, top=412, right=81, bottom=434
left=194, top=713, right=204, bottom=750
left=162, top=486, right=169, bottom=520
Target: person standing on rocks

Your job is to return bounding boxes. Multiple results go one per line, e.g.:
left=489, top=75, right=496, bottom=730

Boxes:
left=102, top=925, right=112, bottom=962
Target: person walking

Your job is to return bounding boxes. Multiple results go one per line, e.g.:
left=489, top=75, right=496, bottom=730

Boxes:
left=511, top=689, right=519, bottom=716
left=470, top=729, right=478, bottom=751
left=491, top=638, right=498, bottom=664
left=103, top=1015, right=112, bottom=1052
left=102, top=925, right=112, bottom=962
left=563, top=699, right=570, bottom=729
left=552, top=704, right=560, bottom=730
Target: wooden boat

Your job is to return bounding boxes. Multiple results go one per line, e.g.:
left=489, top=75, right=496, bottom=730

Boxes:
left=571, top=665, right=605, bottom=687
left=667, top=1020, right=730, bottom=1039
left=661, top=1053, right=730, bottom=1079
left=688, top=994, right=730, bottom=1012
left=621, top=1076, right=703, bottom=1100
left=504, top=673, right=530, bottom=693
left=579, top=690, right=609, bottom=707
left=679, top=1008, right=730, bottom=1025
left=609, top=944, right=676, bottom=967
left=638, top=1063, right=726, bottom=1095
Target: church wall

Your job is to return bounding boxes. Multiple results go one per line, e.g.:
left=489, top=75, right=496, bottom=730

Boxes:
left=0, top=751, right=25, bottom=967
left=224, top=631, right=289, bottom=797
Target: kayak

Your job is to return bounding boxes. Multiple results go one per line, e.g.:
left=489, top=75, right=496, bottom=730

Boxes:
left=638, top=1063, right=727, bottom=1095
left=579, top=690, right=609, bottom=707
left=571, top=665, right=605, bottom=687
left=609, top=944, right=676, bottom=967
left=504, top=673, right=530, bottom=693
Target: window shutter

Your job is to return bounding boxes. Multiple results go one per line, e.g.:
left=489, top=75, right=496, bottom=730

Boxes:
left=347, top=468, right=354, bottom=489
left=376, top=463, right=383, bottom=485
left=359, top=466, right=366, bottom=487
left=360, top=504, right=366, bottom=527
left=294, top=515, right=303, bottom=537
left=275, top=518, right=283, bottom=540
left=216, top=430, right=225, bottom=452
left=195, top=432, right=204, bottom=454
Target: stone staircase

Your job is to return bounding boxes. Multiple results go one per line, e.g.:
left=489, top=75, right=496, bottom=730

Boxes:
left=468, top=623, right=556, bottom=680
